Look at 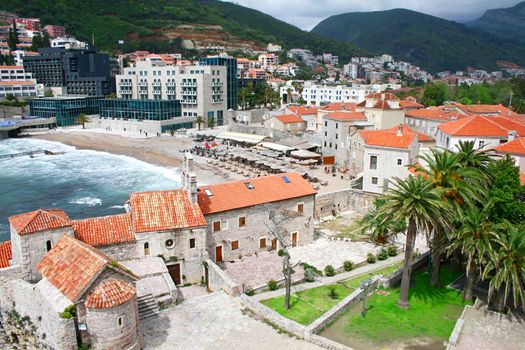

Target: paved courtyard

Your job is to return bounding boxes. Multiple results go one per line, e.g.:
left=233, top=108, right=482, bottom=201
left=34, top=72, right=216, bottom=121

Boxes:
left=141, top=292, right=321, bottom=350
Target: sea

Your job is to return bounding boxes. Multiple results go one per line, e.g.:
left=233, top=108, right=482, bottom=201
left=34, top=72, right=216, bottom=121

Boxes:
left=0, top=138, right=181, bottom=242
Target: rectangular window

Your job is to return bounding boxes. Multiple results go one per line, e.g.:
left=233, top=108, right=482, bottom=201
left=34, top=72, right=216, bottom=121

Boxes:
left=479, top=140, right=485, bottom=148
left=297, top=203, right=304, bottom=213
left=259, top=237, right=267, bottom=249
left=189, top=238, right=196, bottom=249
left=213, top=221, right=221, bottom=232
left=239, top=216, right=246, bottom=227
left=397, top=158, right=403, bottom=166
left=371, top=177, right=378, bottom=185
left=231, top=240, right=239, bottom=250
left=369, top=155, right=378, bottom=170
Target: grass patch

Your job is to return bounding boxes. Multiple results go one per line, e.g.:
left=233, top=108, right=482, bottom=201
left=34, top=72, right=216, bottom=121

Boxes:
left=340, top=261, right=403, bottom=289
left=336, top=266, right=471, bottom=344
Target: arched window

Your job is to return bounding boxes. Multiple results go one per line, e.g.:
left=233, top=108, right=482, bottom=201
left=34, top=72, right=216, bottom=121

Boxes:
left=144, top=242, right=150, bottom=256
left=118, top=317, right=123, bottom=326
left=46, top=240, right=52, bottom=252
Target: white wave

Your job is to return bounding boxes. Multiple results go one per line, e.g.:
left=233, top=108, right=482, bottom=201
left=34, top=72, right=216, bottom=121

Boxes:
left=110, top=205, right=126, bottom=209
left=69, top=197, right=102, bottom=206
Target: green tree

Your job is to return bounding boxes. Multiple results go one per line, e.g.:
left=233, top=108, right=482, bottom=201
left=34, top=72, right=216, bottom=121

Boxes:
left=421, top=82, right=450, bottom=106
left=7, top=22, right=19, bottom=51
left=77, top=113, right=90, bottom=129
left=359, top=199, right=406, bottom=244
left=483, top=223, right=525, bottom=312
left=379, top=176, right=449, bottom=308
left=194, top=116, right=204, bottom=131
left=44, top=90, right=54, bottom=97
left=458, top=97, right=472, bottom=105
left=208, top=115, right=216, bottom=129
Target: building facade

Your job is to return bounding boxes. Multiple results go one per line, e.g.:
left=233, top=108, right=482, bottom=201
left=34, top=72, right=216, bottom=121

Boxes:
left=199, top=55, right=238, bottom=110
left=29, top=96, right=102, bottom=126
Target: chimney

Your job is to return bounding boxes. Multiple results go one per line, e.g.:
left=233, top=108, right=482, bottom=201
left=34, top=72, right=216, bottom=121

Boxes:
left=182, top=153, right=198, bottom=204
left=397, top=125, right=403, bottom=136
left=508, top=130, right=517, bottom=141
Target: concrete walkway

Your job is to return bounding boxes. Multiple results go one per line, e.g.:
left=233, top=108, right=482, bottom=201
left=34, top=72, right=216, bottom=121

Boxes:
left=253, top=254, right=404, bottom=301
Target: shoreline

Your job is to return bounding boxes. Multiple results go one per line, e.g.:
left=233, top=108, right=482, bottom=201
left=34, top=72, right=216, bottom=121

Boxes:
left=31, top=131, right=235, bottom=184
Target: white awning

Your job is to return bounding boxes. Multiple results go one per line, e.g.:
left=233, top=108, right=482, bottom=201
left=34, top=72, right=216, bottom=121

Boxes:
left=217, top=131, right=268, bottom=144
left=259, top=142, right=294, bottom=153
left=291, top=149, right=321, bottom=159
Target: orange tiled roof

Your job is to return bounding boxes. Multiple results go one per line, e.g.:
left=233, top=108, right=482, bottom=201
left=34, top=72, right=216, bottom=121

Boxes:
left=400, top=99, right=424, bottom=109
left=455, top=103, right=515, bottom=116
left=359, top=124, right=431, bottom=149
left=0, top=241, right=12, bottom=268
left=9, top=209, right=71, bottom=235
left=321, top=102, right=357, bottom=112
left=366, top=92, right=400, bottom=100
left=37, top=235, right=134, bottom=302
left=324, top=112, right=367, bottom=122
left=130, top=189, right=206, bottom=233
left=85, top=279, right=135, bottom=309
left=494, top=137, right=525, bottom=156
left=406, top=109, right=464, bottom=122
left=198, top=172, right=317, bottom=215
left=438, top=115, right=525, bottom=137
left=274, top=114, right=305, bottom=124
left=288, top=105, right=318, bottom=115
left=73, top=214, right=135, bottom=247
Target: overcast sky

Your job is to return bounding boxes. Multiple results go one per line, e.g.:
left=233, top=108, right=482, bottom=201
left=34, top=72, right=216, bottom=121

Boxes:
left=224, top=0, right=521, bottom=30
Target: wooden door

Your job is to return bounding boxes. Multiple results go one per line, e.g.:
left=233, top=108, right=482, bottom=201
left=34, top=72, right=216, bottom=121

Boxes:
left=291, top=232, right=298, bottom=247
left=271, top=239, right=277, bottom=251
left=215, top=246, right=223, bottom=263
left=168, top=264, right=181, bottom=285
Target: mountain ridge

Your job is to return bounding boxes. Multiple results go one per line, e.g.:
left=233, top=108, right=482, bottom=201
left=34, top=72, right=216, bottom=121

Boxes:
left=469, top=1, right=525, bottom=45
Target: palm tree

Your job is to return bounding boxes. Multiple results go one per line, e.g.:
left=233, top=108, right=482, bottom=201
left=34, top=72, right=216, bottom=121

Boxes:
left=239, top=87, right=249, bottom=110
left=208, top=116, right=216, bottom=129
left=417, top=148, right=484, bottom=286
left=77, top=113, right=90, bottom=129
left=360, top=200, right=406, bottom=244
left=483, top=222, right=525, bottom=312
left=449, top=204, right=497, bottom=302
left=194, top=116, right=204, bottom=131
left=286, top=87, right=292, bottom=104
left=379, top=176, right=449, bottom=308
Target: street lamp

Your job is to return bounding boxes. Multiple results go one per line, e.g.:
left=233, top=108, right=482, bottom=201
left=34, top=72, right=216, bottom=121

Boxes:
left=359, top=278, right=373, bottom=318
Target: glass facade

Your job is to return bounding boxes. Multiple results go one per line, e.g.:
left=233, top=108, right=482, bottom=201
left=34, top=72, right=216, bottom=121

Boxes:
left=199, top=56, right=238, bottom=110
left=99, top=99, right=181, bottom=121
left=29, top=97, right=102, bottom=126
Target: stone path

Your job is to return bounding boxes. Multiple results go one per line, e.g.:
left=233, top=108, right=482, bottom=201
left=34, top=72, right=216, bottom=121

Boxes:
left=450, top=303, right=525, bottom=350
left=254, top=254, right=404, bottom=301
left=177, top=285, right=209, bottom=301
left=141, top=292, right=321, bottom=350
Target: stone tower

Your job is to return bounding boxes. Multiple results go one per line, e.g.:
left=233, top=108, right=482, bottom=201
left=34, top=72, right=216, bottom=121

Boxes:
left=182, top=152, right=198, bottom=203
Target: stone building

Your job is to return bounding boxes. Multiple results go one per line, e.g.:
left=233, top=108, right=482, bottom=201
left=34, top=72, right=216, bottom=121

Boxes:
left=356, top=92, right=405, bottom=130
left=263, top=114, right=307, bottom=136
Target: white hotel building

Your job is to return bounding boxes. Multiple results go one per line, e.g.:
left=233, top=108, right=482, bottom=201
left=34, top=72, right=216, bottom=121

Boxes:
left=280, top=81, right=380, bottom=106
left=0, top=65, right=43, bottom=100
left=116, top=61, right=228, bottom=125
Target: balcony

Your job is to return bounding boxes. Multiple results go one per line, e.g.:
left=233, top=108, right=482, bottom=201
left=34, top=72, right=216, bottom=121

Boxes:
left=166, top=90, right=176, bottom=95
left=212, top=99, right=224, bottom=104
left=166, top=82, right=176, bottom=86
left=181, top=82, right=197, bottom=87
left=153, top=89, right=162, bottom=95
left=181, top=90, right=197, bottom=96
left=119, top=81, right=132, bottom=86
left=211, top=82, right=223, bottom=87
left=181, top=99, right=198, bottom=105
left=138, top=81, right=148, bottom=86
left=152, top=82, right=161, bottom=87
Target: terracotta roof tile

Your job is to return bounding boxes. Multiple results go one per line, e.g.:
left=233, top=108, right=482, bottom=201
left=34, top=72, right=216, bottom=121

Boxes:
left=406, top=109, right=464, bottom=122
left=274, top=114, right=305, bottom=124
left=85, top=279, right=135, bottom=309
left=9, top=209, right=71, bottom=235
left=365, top=92, right=400, bottom=100
left=359, top=124, right=431, bottom=149
left=73, top=214, right=135, bottom=247
left=324, top=112, right=367, bottom=122
left=494, top=137, right=525, bottom=156
left=400, top=99, right=424, bottom=109
left=287, top=106, right=318, bottom=115
left=37, top=235, right=134, bottom=302
left=130, top=189, right=206, bottom=233
left=0, top=241, right=12, bottom=268
left=438, top=115, right=525, bottom=137
left=321, top=102, right=357, bottom=112
left=198, top=172, right=316, bottom=215
left=455, top=103, right=515, bottom=116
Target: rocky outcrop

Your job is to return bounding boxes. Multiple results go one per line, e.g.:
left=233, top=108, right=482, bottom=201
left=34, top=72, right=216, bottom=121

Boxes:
left=470, top=2, right=525, bottom=45
left=1, top=311, right=53, bottom=350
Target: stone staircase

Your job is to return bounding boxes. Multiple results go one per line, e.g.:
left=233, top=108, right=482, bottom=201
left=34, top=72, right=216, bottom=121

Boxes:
left=137, top=294, right=160, bottom=320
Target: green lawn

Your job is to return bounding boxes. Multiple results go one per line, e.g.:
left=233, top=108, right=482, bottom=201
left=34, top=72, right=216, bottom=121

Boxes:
left=261, top=261, right=403, bottom=325
left=329, top=266, right=470, bottom=345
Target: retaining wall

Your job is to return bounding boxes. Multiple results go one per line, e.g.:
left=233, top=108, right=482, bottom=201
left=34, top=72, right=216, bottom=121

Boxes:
left=315, top=189, right=378, bottom=218
left=205, top=259, right=240, bottom=296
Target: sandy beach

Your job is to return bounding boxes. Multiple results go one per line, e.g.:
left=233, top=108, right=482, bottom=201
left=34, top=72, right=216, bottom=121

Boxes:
left=32, top=130, right=236, bottom=184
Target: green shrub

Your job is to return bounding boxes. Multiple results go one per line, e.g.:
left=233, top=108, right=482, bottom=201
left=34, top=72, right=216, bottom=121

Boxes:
left=324, top=265, right=335, bottom=276
left=328, top=287, right=338, bottom=300
left=343, top=260, right=354, bottom=271
left=304, top=268, right=316, bottom=282
left=387, top=244, right=398, bottom=256
left=268, top=279, right=278, bottom=290
left=278, top=249, right=285, bottom=257
left=60, top=305, right=77, bottom=319
left=367, top=252, right=377, bottom=264
left=301, top=262, right=322, bottom=275
left=244, top=286, right=255, bottom=296
left=376, top=248, right=388, bottom=261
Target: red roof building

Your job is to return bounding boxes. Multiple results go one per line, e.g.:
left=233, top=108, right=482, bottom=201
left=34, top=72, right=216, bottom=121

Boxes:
left=0, top=241, right=12, bottom=268
left=324, top=112, right=367, bottom=122
left=359, top=124, right=432, bottom=149
left=85, top=279, right=136, bottom=309
left=9, top=209, right=72, bottom=235
left=494, top=137, right=525, bottom=156
left=438, top=115, right=525, bottom=137
left=274, top=114, right=305, bottom=124
left=73, top=214, right=135, bottom=247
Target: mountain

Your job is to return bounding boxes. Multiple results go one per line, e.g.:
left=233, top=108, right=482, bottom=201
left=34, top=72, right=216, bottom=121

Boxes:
left=0, top=0, right=364, bottom=59
left=469, top=1, right=525, bottom=45
left=311, top=8, right=525, bottom=73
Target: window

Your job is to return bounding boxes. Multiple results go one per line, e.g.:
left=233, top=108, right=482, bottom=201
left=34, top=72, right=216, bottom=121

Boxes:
left=213, top=221, right=221, bottom=232
left=118, top=317, right=123, bottom=327
left=479, top=140, right=486, bottom=148
left=259, top=237, right=267, bottom=249
left=231, top=240, right=239, bottom=250
left=204, top=189, right=213, bottom=196
left=244, top=182, right=254, bottom=190
left=369, top=155, right=378, bottom=170
left=165, top=239, right=174, bottom=248
left=371, top=177, right=378, bottom=185
left=239, top=216, right=246, bottom=227
left=189, top=238, right=196, bottom=249
left=325, top=121, right=327, bottom=126
left=144, top=242, right=150, bottom=256
left=297, top=203, right=304, bottom=213
left=397, top=158, right=403, bottom=166
left=46, top=240, right=52, bottom=252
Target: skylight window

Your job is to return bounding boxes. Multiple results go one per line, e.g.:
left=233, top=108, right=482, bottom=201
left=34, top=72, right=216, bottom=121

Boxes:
left=204, top=189, right=213, bottom=196
left=244, top=182, right=254, bottom=190
left=282, top=176, right=291, bottom=184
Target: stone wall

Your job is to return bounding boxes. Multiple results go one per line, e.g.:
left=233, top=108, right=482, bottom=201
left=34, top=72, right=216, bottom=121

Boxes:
left=205, top=259, right=240, bottom=296
left=100, top=242, right=137, bottom=262
left=315, top=188, right=378, bottom=218
left=0, top=105, right=29, bottom=118
left=0, top=266, right=22, bottom=312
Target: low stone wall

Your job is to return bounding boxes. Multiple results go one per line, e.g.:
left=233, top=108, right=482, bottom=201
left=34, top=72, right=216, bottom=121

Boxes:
left=315, top=188, right=378, bottom=218
left=0, top=105, right=29, bottom=118
left=446, top=298, right=480, bottom=350
left=383, top=251, right=430, bottom=287
left=205, top=259, right=240, bottom=296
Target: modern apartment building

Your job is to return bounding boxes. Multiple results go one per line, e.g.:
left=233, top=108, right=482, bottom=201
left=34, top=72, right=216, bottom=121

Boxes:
left=22, top=47, right=113, bottom=96
left=0, top=65, right=43, bottom=99
left=116, top=60, right=227, bottom=126
left=199, top=55, right=238, bottom=110
left=43, top=25, right=66, bottom=38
